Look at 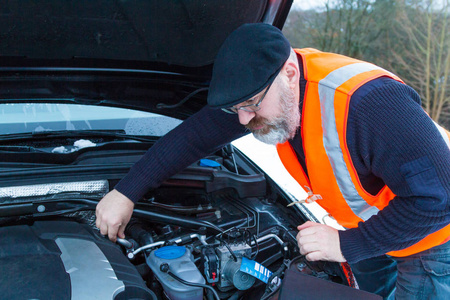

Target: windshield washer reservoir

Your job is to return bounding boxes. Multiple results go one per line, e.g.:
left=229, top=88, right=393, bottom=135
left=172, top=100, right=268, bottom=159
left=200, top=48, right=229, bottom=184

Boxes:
left=147, top=246, right=205, bottom=300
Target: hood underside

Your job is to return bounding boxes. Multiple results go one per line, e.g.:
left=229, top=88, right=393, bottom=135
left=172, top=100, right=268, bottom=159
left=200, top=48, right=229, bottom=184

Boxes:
left=0, top=0, right=291, bottom=68
left=0, top=0, right=292, bottom=118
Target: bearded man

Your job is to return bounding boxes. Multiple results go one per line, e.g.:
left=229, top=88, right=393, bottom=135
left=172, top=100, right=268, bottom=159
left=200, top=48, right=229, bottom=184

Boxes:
left=96, top=23, right=450, bottom=299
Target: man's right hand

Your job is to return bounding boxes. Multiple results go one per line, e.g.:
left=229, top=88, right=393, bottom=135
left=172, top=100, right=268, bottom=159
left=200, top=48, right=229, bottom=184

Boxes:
left=95, top=189, right=135, bottom=242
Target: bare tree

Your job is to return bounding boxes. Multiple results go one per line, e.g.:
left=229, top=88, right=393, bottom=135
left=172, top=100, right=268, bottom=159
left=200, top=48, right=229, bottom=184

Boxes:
left=283, top=0, right=450, bottom=127
left=385, top=0, right=450, bottom=126
left=284, top=0, right=396, bottom=58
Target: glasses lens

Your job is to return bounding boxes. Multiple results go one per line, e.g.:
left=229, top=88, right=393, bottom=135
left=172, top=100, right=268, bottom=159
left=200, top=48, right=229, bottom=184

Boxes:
left=221, top=83, right=271, bottom=115
left=221, top=108, right=238, bottom=114
left=240, top=106, right=258, bottom=112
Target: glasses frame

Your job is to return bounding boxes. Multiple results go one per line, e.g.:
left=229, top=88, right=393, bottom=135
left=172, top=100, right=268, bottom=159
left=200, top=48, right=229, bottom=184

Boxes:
left=221, top=81, right=273, bottom=114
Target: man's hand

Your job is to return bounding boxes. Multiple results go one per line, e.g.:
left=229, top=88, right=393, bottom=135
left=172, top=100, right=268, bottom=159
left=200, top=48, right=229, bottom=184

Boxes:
left=296, top=221, right=346, bottom=262
left=96, top=189, right=134, bottom=242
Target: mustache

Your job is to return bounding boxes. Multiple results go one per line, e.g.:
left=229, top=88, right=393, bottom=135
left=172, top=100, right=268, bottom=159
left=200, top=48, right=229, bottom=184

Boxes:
left=246, top=116, right=266, bottom=130
left=246, top=116, right=277, bottom=135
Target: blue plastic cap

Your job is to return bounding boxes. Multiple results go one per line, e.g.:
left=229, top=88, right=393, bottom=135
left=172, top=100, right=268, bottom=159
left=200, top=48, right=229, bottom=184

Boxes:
left=199, top=159, right=221, bottom=168
left=154, top=246, right=186, bottom=260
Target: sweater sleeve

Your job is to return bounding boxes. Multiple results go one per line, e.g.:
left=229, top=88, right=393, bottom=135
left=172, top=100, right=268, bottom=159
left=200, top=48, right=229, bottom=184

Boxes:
left=114, top=106, right=248, bottom=202
left=339, top=80, right=450, bottom=263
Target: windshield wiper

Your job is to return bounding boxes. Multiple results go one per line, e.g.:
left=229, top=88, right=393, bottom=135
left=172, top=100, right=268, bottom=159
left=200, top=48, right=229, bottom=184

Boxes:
left=0, top=130, right=159, bottom=143
left=0, top=145, right=45, bottom=153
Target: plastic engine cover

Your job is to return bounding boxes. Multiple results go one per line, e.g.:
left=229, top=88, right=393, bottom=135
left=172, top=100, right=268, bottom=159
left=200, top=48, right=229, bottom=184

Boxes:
left=0, top=221, right=156, bottom=300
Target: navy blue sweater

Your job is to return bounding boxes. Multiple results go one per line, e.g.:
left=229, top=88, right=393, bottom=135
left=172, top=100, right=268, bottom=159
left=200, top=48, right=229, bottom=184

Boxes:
left=115, top=63, right=450, bottom=264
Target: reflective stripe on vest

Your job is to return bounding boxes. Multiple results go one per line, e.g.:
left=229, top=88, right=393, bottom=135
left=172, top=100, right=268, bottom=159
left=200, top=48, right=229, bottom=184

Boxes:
left=319, top=63, right=385, bottom=221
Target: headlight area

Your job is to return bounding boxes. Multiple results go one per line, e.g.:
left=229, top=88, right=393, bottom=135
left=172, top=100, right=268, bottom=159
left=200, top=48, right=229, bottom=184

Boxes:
left=0, top=157, right=365, bottom=300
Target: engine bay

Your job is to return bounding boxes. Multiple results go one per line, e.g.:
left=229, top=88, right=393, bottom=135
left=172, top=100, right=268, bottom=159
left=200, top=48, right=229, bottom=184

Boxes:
left=0, top=149, right=367, bottom=300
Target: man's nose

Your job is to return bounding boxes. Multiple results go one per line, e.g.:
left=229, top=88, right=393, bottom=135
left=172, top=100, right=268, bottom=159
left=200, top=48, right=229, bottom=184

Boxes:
left=237, top=109, right=256, bottom=125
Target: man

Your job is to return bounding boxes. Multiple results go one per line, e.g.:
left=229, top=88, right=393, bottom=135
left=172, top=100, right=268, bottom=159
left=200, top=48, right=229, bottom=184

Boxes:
left=96, top=23, right=450, bottom=298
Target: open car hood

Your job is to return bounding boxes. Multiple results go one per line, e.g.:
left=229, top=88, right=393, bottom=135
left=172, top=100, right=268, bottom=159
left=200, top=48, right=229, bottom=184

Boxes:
left=0, top=0, right=293, bottom=118
left=0, top=0, right=292, bottom=68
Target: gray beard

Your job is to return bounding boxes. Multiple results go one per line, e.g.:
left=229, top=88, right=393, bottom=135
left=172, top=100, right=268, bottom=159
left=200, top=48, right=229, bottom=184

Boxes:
left=252, top=83, right=300, bottom=145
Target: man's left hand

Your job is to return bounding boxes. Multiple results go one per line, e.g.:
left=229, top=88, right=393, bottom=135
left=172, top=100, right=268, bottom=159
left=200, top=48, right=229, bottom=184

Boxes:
left=296, top=221, right=346, bottom=262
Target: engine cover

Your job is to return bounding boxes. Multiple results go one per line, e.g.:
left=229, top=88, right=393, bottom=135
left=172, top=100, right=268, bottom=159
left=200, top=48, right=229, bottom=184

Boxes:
left=0, top=221, right=155, bottom=300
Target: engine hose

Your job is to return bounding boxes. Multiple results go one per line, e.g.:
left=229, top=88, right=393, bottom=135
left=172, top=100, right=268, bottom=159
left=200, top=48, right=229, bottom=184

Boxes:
left=260, top=260, right=288, bottom=300
left=168, top=271, right=220, bottom=300
left=64, top=199, right=223, bottom=234
left=159, top=263, right=220, bottom=300
left=125, top=219, right=154, bottom=246
left=132, top=208, right=223, bottom=234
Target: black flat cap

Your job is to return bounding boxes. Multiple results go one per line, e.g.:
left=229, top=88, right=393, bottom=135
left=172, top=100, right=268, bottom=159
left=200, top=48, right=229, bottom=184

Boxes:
left=208, top=23, right=291, bottom=108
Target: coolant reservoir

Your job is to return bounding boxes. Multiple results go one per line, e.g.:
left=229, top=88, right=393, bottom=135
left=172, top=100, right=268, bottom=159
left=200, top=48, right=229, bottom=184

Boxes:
left=147, top=246, right=205, bottom=300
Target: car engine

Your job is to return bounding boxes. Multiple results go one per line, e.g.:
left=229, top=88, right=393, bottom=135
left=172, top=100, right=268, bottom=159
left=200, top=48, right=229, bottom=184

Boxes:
left=0, top=151, right=368, bottom=300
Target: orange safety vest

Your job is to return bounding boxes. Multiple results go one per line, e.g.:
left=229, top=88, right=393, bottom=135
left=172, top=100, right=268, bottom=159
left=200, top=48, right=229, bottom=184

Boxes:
left=277, top=48, right=450, bottom=257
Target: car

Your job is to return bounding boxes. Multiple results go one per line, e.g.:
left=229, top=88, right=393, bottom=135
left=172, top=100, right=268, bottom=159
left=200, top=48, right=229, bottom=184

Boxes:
left=0, top=1, right=380, bottom=299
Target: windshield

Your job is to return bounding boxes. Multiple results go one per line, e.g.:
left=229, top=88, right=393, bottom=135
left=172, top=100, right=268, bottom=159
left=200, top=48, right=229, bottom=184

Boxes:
left=0, top=103, right=182, bottom=137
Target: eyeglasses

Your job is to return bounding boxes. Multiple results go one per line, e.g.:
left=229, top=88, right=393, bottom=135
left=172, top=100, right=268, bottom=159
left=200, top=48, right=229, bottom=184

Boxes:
left=221, top=81, right=273, bottom=114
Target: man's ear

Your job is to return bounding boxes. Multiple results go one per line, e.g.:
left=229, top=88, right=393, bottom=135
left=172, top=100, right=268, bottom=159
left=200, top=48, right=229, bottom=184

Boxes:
left=281, top=59, right=299, bottom=90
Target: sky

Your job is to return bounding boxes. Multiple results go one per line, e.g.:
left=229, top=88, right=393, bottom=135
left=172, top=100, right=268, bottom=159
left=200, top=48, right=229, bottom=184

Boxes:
left=292, top=0, right=448, bottom=10
left=292, top=0, right=328, bottom=10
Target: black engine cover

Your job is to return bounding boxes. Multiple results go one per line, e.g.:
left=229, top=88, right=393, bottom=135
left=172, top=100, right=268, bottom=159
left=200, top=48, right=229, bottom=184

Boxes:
left=0, top=220, right=155, bottom=300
